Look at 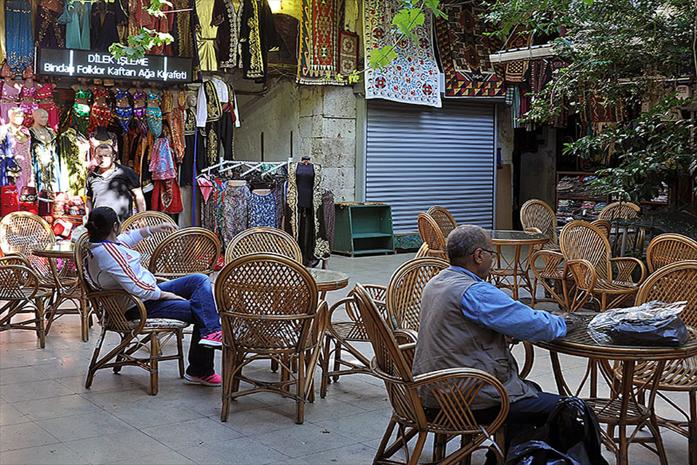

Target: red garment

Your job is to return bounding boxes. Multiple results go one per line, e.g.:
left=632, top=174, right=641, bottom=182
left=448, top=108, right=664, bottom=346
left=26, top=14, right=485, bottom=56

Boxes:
left=152, top=179, right=183, bottom=214
left=0, top=185, right=19, bottom=216
left=35, top=83, right=60, bottom=130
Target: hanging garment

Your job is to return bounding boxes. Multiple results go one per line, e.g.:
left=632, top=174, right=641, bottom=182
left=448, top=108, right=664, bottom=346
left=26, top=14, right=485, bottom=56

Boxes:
left=89, top=87, right=113, bottom=132
left=5, top=0, right=33, bottom=73
left=172, top=0, right=195, bottom=57
left=195, top=0, right=220, bottom=72
left=30, top=126, right=63, bottom=194
left=0, top=79, right=21, bottom=125
left=0, top=124, right=30, bottom=192
left=149, top=138, right=177, bottom=180
left=286, top=162, right=330, bottom=265
left=240, top=0, right=278, bottom=80
left=0, top=0, right=5, bottom=65
left=132, top=89, right=147, bottom=133
left=322, top=189, right=335, bottom=249
left=222, top=183, right=250, bottom=247
left=59, top=0, right=92, bottom=50
left=181, top=106, right=204, bottom=185
left=72, top=103, right=91, bottom=136
left=165, top=90, right=186, bottom=162
left=248, top=190, right=276, bottom=227
left=91, top=1, right=127, bottom=52
left=152, top=179, right=183, bottom=213
left=214, top=0, right=241, bottom=69
left=35, top=83, right=60, bottom=130
left=18, top=81, right=37, bottom=127
left=146, top=90, right=163, bottom=138
left=37, top=0, right=66, bottom=48
left=113, top=88, right=133, bottom=133
left=129, top=0, right=172, bottom=55
left=58, top=128, right=90, bottom=196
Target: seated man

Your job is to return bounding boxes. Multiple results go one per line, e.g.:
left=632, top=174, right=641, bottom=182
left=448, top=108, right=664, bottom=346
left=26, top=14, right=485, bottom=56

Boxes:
left=413, top=225, right=568, bottom=434
left=84, top=207, right=223, bottom=386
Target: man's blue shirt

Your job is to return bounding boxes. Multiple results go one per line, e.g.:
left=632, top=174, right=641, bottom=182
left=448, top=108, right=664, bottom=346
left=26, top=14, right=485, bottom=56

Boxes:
left=449, top=266, right=566, bottom=342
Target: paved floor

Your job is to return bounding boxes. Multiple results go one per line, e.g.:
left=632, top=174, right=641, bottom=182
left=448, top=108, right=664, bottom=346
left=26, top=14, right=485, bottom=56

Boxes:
left=0, top=252, right=691, bottom=464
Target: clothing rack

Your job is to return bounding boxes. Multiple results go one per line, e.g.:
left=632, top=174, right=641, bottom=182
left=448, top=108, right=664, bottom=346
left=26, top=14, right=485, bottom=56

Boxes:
left=200, top=159, right=291, bottom=178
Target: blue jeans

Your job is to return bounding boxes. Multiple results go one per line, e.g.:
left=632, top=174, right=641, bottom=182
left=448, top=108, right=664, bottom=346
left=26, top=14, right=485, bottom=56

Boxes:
left=142, top=274, right=222, bottom=377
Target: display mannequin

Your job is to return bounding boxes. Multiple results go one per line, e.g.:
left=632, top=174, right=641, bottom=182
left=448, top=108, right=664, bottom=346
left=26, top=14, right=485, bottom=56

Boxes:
left=30, top=108, right=61, bottom=198
left=0, top=107, right=28, bottom=188
left=19, top=66, right=38, bottom=127
left=0, top=63, right=21, bottom=125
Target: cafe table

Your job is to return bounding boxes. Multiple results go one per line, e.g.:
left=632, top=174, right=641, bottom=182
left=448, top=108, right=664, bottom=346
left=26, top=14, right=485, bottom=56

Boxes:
left=488, top=230, right=548, bottom=301
left=535, top=312, right=697, bottom=465
left=33, top=241, right=91, bottom=342
left=307, top=268, right=350, bottom=299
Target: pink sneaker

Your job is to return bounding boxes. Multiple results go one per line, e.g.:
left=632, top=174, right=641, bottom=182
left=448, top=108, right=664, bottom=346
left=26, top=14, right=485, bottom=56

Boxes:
left=184, top=373, right=222, bottom=387
left=199, top=330, right=223, bottom=348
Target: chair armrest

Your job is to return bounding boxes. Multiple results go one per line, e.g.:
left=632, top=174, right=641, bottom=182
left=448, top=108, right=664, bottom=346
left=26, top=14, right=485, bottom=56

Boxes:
left=563, top=259, right=598, bottom=292
left=610, top=257, right=646, bottom=284
left=530, top=249, right=564, bottom=278
left=327, top=296, right=357, bottom=324
left=86, top=289, right=148, bottom=332
left=0, top=253, right=31, bottom=267
left=394, top=329, right=418, bottom=345
left=412, top=367, right=510, bottom=433
left=397, top=341, right=417, bottom=367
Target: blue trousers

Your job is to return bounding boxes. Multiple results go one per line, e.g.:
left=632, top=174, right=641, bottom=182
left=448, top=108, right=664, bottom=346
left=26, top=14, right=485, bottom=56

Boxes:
left=143, top=274, right=222, bottom=377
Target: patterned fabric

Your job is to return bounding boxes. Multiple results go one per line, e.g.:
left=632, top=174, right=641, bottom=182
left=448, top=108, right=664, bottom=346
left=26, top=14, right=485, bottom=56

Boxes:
left=58, top=128, right=90, bottom=196
left=0, top=80, right=21, bottom=125
left=37, top=0, right=65, bottom=48
left=215, top=0, right=241, bottom=69
left=297, top=0, right=340, bottom=85
left=248, top=191, right=276, bottom=228
left=5, top=0, right=33, bottom=73
left=9, top=125, right=31, bottom=194
left=0, top=125, right=26, bottom=187
left=36, top=83, right=60, bottom=130
left=435, top=1, right=505, bottom=97
left=363, top=0, right=441, bottom=107
left=222, top=184, right=249, bottom=247
left=287, top=163, right=330, bottom=262
left=127, top=318, right=189, bottom=329
left=338, top=31, right=358, bottom=75
left=30, top=127, right=62, bottom=194
left=322, top=189, right=335, bottom=248
left=149, top=138, right=177, bottom=180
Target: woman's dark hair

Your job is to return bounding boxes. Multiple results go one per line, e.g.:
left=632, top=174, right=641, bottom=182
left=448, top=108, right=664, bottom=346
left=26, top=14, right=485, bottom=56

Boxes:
left=85, top=207, right=119, bottom=242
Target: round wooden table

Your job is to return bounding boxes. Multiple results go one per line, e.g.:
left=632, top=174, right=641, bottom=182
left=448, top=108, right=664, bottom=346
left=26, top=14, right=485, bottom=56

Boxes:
left=488, top=230, right=548, bottom=301
left=535, top=312, right=697, bottom=465
left=33, top=241, right=91, bottom=342
left=307, top=268, right=350, bottom=299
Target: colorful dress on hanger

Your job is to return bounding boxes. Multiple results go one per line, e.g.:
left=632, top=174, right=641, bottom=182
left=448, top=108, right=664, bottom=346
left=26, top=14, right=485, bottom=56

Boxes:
left=132, top=89, right=147, bottom=133
left=165, top=90, right=186, bottom=162
left=172, top=0, right=195, bottom=58
left=145, top=91, right=163, bottom=138
left=91, top=0, right=126, bottom=51
left=0, top=126, right=21, bottom=186
left=195, top=0, right=220, bottom=72
left=37, top=0, right=66, bottom=48
left=0, top=124, right=30, bottom=193
left=214, top=0, right=241, bottom=69
left=89, top=87, right=112, bottom=132
left=59, top=0, right=91, bottom=50
left=58, top=128, right=90, bottom=196
left=222, top=183, right=250, bottom=247
left=30, top=127, right=62, bottom=195
left=71, top=88, right=92, bottom=136
left=0, top=80, right=21, bottom=125
left=5, top=0, right=33, bottom=73
left=113, top=88, right=133, bottom=133
left=19, top=82, right=37, bottom=127
left=35, top=83, right=60, bottom=130
left=149, top=137, right=182, bottom=213
left=248, top=190, right=276, bottom=227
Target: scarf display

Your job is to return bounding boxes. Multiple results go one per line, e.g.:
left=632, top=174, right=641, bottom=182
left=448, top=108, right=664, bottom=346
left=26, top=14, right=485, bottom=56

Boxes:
left=435, top=1, right=505, bottom=97
left=363, top=0, right=441, bottom=108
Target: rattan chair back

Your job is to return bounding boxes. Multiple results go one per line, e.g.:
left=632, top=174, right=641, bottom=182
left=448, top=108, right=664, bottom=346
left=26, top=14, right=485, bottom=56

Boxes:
left=0, top=254, right=30, bottom=267
left=386, top=257, right=449, bottom=331
left=0, top=212, right=55, bottom=277
left=560, top=220, right=613, bottom=281
left=354, top=283, right=509, bottom=437
left=414, top=243, right=430, bottom=258
left=598, top=201, right=640, bottom=221
left=225, top=227, right=302, bottom=264
left=646, top=234, right=697, bottom=273
left=0, top=264, right=40, bottom=301
left=520, top=199, right=558, bottom=245
left=636, top=261, right=697, bottom=327
left=120, top=211, right=178, bottom=267
left=417, top=213, right=447, bottom=260
left=591, top=219, right=612, bottom=238
left=215, top=254, right=318, bottom=353
left=149, top=227, right=221, bottom=277
left=426, top=206, right=457, bottom=239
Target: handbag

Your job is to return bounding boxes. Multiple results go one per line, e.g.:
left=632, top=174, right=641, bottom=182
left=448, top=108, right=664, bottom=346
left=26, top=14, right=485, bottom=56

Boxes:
left=19, top=186, right=38, bottom=214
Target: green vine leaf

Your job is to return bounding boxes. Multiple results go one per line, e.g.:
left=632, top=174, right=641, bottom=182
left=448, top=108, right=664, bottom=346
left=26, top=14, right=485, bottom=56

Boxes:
left=369, top=46, right=398, bottom=70
left=423, top=0, right=447, bottom=19
left=392, top=8, right=425, bottom=40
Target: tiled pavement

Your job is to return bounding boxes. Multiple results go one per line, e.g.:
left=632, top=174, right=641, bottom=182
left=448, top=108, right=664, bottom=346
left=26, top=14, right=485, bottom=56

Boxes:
left=0, top=252, right=692, bottom=464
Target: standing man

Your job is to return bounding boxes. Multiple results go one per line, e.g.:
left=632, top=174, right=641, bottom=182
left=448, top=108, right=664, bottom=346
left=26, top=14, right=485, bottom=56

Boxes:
left=86, top=139, right=146, bottom=222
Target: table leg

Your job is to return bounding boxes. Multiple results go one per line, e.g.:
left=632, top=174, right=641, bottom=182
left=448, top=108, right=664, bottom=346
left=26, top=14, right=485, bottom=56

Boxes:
left=511, top=245, right=521, bottom=301
left=549, top=351, right=569, bottom=396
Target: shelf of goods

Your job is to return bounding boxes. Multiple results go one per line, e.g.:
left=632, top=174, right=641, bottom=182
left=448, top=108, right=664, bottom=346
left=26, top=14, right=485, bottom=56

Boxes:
left=332, top=202, right=395, bottom=257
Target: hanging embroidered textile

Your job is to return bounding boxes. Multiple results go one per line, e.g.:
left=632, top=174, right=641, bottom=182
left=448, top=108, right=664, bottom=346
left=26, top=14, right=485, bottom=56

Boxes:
left=214, top=0, right=241, bottom=69
left=363, top=0, right=441, bottom=107
left=297, top=0, right=340, bottom=85
left=240, top=0, right=277, bottom=81
left=338, top=31, right=358, bottom=76
left=435, top=1, right=504, bottom=97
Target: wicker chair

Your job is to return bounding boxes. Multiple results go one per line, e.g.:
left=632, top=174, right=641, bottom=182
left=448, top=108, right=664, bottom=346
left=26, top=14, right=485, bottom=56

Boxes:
left=225, top=227, right=302, bottom=264
left=352, top=284, right=509, bottom=465
left=149, top=227, right=221, bottom=279
left=599, top=202, right=642, bottom=254
left=320, top=284, right=388, bottom=398
left=0, top=212, right=56, bottom=284
left=629, top=261, right=697, bottom=464
left=591, top=219, right=612, bottom=238
left=520, top=199, right=558, bottom=247
left=426, top=206, right=457, bottom=239
left=387, top=257, right=449, bottom=332
left=559, top=220, right=647, bottom=311
left=417, top=213, right=447, bottom=260
left=598, top=201, right=641, bottom=221
left=74, top=236, right=187, bottom=395
left=646, top=233, right=697, bottom=273
left=0, top=257, right=49, bottom=348
left=414, top=243, right=430, bottom=258
left=215, top=254, right=328, bottom=424
left=120, top=211, right=178, bottom=268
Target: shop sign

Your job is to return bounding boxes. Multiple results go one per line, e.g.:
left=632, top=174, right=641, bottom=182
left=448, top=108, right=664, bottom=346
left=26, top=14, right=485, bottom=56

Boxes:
left=36, top=48, right=193, bottom=83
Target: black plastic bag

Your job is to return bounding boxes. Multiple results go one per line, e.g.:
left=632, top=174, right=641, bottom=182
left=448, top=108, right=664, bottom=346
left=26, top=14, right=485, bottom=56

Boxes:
left=506, top=440, right=581, bottom=465
left=608, top=315, right=689, bottom=347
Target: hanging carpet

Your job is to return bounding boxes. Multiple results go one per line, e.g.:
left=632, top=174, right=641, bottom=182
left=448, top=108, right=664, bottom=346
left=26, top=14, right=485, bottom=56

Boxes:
left=435, top=1, right=505, bottom=97
left=363, top=0, right=441, bottom=107
left=297, top=0, right=341, bottom=85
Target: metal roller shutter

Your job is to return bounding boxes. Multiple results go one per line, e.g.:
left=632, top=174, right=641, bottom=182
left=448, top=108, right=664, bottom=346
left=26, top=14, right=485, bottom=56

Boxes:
left=365, top=100, right=496, bottom=232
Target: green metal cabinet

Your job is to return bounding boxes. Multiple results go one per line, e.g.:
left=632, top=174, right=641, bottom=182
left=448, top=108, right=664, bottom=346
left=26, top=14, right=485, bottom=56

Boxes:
left=332, top=202, right=395, bottom=256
